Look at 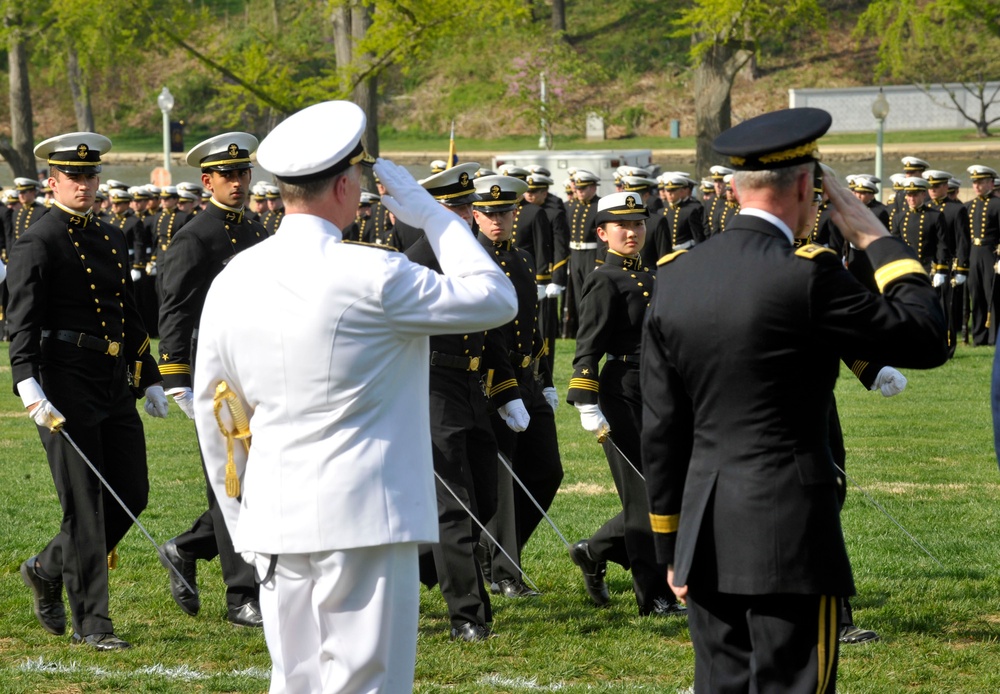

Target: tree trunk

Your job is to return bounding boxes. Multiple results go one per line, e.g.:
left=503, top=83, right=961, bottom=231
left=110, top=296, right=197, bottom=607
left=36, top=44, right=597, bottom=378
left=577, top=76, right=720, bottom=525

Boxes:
left=351, top=0, right=379, bottom=186
left=551, top=0, right=566, bottom=36
left=67, top=46, right=95, bottom=132
left=271, top=0, right=280, bottom=32
left=332, top=3, right=352, bottom=94
left=693, top=36, right=754, bottom=179
left=0, top=24, right=37, bottom=179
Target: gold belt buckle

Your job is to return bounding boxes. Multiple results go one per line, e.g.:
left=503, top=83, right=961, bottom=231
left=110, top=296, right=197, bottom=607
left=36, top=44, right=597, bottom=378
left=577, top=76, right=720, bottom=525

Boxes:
left=107, top=341, right=121, bottom=357
left=974, top=238, right=983, bottom=245
left=520, top=355, right=531, bottom=368
left=468, top=356, right=481, bottom=371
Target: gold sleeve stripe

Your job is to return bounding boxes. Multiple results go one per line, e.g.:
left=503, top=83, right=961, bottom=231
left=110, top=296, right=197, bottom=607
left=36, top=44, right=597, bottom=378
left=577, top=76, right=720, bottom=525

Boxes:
left=568, top=378, right=600, bottom=392
left=649, top=513, right=679, bottom=534
left=489, top=378, right=520, bottom=397
left=137, top=336, right=150, bottom=356
left=158, top=364, right=192, bottom=375
left=817, top=595, right=837, bottom=693
left=874, top=258, right=927, bottom=293
left=849, top=359, right=868, bottom=380
left=536, top=273, right=552, bottom=281
left=657, top=249, right=688, bottom=266
left=552, top=258, right=569, bottom=271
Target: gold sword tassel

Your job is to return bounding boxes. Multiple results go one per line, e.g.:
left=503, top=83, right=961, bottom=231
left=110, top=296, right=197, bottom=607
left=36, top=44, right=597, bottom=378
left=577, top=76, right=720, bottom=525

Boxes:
left=213, top=381, right=252, bottom=498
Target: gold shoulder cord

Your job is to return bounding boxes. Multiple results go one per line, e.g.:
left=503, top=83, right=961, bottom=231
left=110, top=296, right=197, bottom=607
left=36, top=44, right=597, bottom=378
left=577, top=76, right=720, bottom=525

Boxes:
left=213, top=381, right=252, bottom=498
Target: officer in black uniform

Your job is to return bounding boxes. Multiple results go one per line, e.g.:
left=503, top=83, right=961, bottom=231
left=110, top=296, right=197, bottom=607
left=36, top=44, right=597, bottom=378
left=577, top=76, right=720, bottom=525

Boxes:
left=157, top=132, right=269, bottom=627
left=925, top=169, right=970, bottom=356
left=103, top=188, right=142, bottom=285
left=474, top=174, right=563, bottom=599
left=261, top=184, right=285, bottom=234
left=343, top=190, right=379, bottom=242
left=705, top=165, right=733, bottom=236
left=9, top=132, right=169, bottom=650
left=565, top=169, right=601, bottom=336
left=523, top=171, right=568, bottom=375
left=892, top=177, right=949, bottom=277
left=177, top=182, right=205, bottom=219
left=642, top=173, right=704, bottom=269
left=567, top=191, right=684, bottom=617
left=150, top=185, right=191, bottom=324
left=965, top=165, right=1000, bottom=346
left=361, top=172, right=397, bottom=247
left=642, top=108, right=947, bottom=693
left=393, top=162, right=481, bottom=252
left=402, top=166, right=506, bottom=642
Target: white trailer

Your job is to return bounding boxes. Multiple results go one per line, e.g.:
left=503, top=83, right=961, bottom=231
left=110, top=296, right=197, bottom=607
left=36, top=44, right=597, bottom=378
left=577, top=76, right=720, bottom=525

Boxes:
left=491, top=149, right=655, bottom=199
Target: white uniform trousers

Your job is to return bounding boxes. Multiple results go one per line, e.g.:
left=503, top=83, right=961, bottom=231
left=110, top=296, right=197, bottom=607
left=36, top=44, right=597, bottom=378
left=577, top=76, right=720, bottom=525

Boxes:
left=254, top=543, right=420, bottom=694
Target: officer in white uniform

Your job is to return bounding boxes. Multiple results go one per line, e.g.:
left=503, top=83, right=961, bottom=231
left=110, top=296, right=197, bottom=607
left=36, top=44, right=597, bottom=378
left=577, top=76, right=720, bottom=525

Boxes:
left=192, top=101, right=517, bottom=694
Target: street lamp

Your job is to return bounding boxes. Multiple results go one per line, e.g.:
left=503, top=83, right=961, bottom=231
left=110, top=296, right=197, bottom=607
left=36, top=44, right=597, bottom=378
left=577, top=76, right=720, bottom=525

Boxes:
left=538, top=73, right=550, bottom=150
left=157, top=87, right=175, bottom=177
left=872, top=88, right=890, bottom=201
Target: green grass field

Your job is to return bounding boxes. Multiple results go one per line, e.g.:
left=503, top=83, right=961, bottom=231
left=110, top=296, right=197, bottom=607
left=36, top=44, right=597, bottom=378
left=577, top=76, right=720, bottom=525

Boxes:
left=0, top=340, right=996, bottom=692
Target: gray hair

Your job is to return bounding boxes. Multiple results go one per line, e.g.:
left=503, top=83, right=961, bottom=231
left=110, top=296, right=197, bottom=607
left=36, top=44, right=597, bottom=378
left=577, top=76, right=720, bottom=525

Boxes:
left=275, top=165, right=358, bottom=205
left=733, top=163, right=811, bottom=194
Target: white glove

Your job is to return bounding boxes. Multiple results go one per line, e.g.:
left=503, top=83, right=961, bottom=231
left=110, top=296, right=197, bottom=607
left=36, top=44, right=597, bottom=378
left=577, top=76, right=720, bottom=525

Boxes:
left=498, top=398, right=530, bottom=432
left=131, top=268, right=142, bottom=282
left=146, top=262, right=157, bottom=277
left=143, top=385, right=170, bottom=418
left=954, top=273, right=967, bottom=286
left=166, top=386, right=195, bottom=419
left=542, top=386, right=558, bottom=412
left=871, top=366, right=907, bottom=397
left=536, top=284, right=547, bottom=301
left=575, top=402, right=610, bottom=438
left=932, top=273, right=947, bottom=288
left=0, top=260, right=6, bottom=283
left=995, top=259, right=1000, bottom=275
left=373, top=158, right=445, bottom=230
left=30, top=399, right=65, bottom=431
left=545, top=283, right=565, bottom=299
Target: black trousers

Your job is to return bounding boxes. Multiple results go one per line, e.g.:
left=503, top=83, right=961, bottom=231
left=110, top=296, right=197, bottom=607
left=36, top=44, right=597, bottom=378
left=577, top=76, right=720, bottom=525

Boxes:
left=420, top=368, right=498, bottom=629
left=968, top=244, right=996, bottom=346
left=173, top=453, right=258, bottom=610
left=592, top=361, right=671, bottom=609
left=536, top=296, right=558, bottom=376
left=488, top=373, right=563, bottom=584
left=567, top=249, right=598, bottom=335
left=36, top=354, right=148, bottom=636
left=686, top=588, right=839, bottom=694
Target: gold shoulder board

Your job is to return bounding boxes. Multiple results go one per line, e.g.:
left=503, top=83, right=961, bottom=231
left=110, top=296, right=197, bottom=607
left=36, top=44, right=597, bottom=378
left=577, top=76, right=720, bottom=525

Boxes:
left=342, top=240, right=399, bottom=252
left=794, top=244, right=835, bottom=260
left=657, top=249, right=688, bottom=266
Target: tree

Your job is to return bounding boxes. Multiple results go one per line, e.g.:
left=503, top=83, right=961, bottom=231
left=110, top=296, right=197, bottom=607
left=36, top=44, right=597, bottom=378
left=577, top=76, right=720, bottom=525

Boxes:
left=671, top=0, right=824, bottom=178
left=0, top=3, right=41, bottom=178
left=855, top=0, right=1000, bottom=137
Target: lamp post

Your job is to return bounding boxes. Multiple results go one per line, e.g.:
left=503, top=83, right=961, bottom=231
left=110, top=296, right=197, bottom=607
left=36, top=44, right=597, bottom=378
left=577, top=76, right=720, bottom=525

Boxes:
left=157, top=87, right=175, bottom=178
left=538, top=73, right=550, bottom=150
left=872, top=88, right=889, bottom=202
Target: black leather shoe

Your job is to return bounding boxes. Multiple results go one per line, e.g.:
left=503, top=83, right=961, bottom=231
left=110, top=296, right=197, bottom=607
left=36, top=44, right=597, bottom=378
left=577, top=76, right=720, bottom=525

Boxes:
left=20, top=557, right=66, bottom=635
left=490, top=579, right=540, bottom=598
left=228, top=600, right=264, bottom=627
left=569, top=540, right=610, bottom=607
left=640, top=596, right=688, bottom=617
left=71, top=632, right=132, bottom=650
left=839, top=624, right=880, bottom=644
left=159, top=539, right=199, bottom=616
left=450, top=622, right=492, bottom=642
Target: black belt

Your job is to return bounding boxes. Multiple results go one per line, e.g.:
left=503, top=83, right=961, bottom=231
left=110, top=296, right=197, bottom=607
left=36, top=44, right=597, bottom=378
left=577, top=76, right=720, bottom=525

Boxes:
left=430, top=351, right=480, bottom=371
left=606, top=353, right=640, bottom=365
left=509, top=350, right=533, bottom=368
left=41, top=329, right=121, bottom=357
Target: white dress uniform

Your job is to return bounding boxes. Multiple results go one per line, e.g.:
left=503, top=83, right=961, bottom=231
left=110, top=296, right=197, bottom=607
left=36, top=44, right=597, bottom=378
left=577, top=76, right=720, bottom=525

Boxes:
left=193, top=102, right=517, bottom=694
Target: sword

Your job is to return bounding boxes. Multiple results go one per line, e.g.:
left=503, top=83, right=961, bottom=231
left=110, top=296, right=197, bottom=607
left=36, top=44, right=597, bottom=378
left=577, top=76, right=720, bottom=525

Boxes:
left=599, top=432, right=646, bottom=482
left=836, top=464, right=945, bottom=569
left=433, top=469, right=541, bottom=593
left=496, top=451, right=570, bottom=549
left=43, top=417, right=198, bottom=596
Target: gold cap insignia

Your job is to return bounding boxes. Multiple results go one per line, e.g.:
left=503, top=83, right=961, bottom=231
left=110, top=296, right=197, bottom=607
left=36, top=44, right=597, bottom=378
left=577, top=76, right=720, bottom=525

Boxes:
left=459, top=172, right=470, bottom=188
left=77, top=144, right=89, bottom=160
left=228, top=143, right=239, bottom=157
left=625, top=195, right=637, bottom=209
left=490, top=185, right=501, bottom=200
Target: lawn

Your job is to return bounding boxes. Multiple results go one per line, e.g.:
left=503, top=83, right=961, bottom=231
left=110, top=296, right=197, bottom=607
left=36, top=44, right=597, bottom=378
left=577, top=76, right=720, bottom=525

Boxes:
left=0, top=340, right=996, bottom=692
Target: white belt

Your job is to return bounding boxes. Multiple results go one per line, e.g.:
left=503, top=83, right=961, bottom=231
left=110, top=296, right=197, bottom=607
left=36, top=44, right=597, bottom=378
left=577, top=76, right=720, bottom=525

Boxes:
left=672, top=240, right=694, bottom=251
left=570, top=242, right=598, bottom=251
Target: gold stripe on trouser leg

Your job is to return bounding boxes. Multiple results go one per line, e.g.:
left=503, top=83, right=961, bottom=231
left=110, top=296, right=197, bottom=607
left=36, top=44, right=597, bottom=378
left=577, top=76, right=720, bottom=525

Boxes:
left=816, top=595, right=837, bottom=693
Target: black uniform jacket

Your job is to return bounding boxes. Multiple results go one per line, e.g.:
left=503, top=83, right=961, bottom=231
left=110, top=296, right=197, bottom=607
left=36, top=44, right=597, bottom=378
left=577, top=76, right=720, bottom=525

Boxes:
left=892, top=203, right=949, bottom=272
left=512, top=200, right=553, bottom=283
left=642, top=197, right=704, bottom=268
left=930, top=197, right=970, bottom=273
left=540, top=195, right=569, bottom=286
left=157, top=200, right=268, bottom=389
left=567, top=251, right=652, bottom=405
left=966, top=194, right=1000, bottom=247
left=7, top=204, right=160, bottom=394
left=641, top=214, right=948, bottom=597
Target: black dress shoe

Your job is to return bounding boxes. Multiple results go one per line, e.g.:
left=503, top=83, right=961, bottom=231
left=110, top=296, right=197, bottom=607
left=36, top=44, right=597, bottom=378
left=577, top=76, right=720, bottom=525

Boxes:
left=450, top=622, right=492, bottom=642
left=160, top=539, right=199, bottom=616
left=71, top=632, right=132, bottom=650
left=20, top=557, right=66, bottom=635
left=569, top=540, right=610, bottom=607
left=228, top=600, right=264, bottom=627
left=839, top=624, right=880, bottom=644
left=640, top=596, right=688, bottom=617
left=490, top=579, right=540, bottom=598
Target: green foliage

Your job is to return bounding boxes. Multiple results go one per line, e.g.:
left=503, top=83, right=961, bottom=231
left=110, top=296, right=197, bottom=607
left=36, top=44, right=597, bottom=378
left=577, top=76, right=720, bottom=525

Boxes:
left=672, top=0, right=826, bottom=62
